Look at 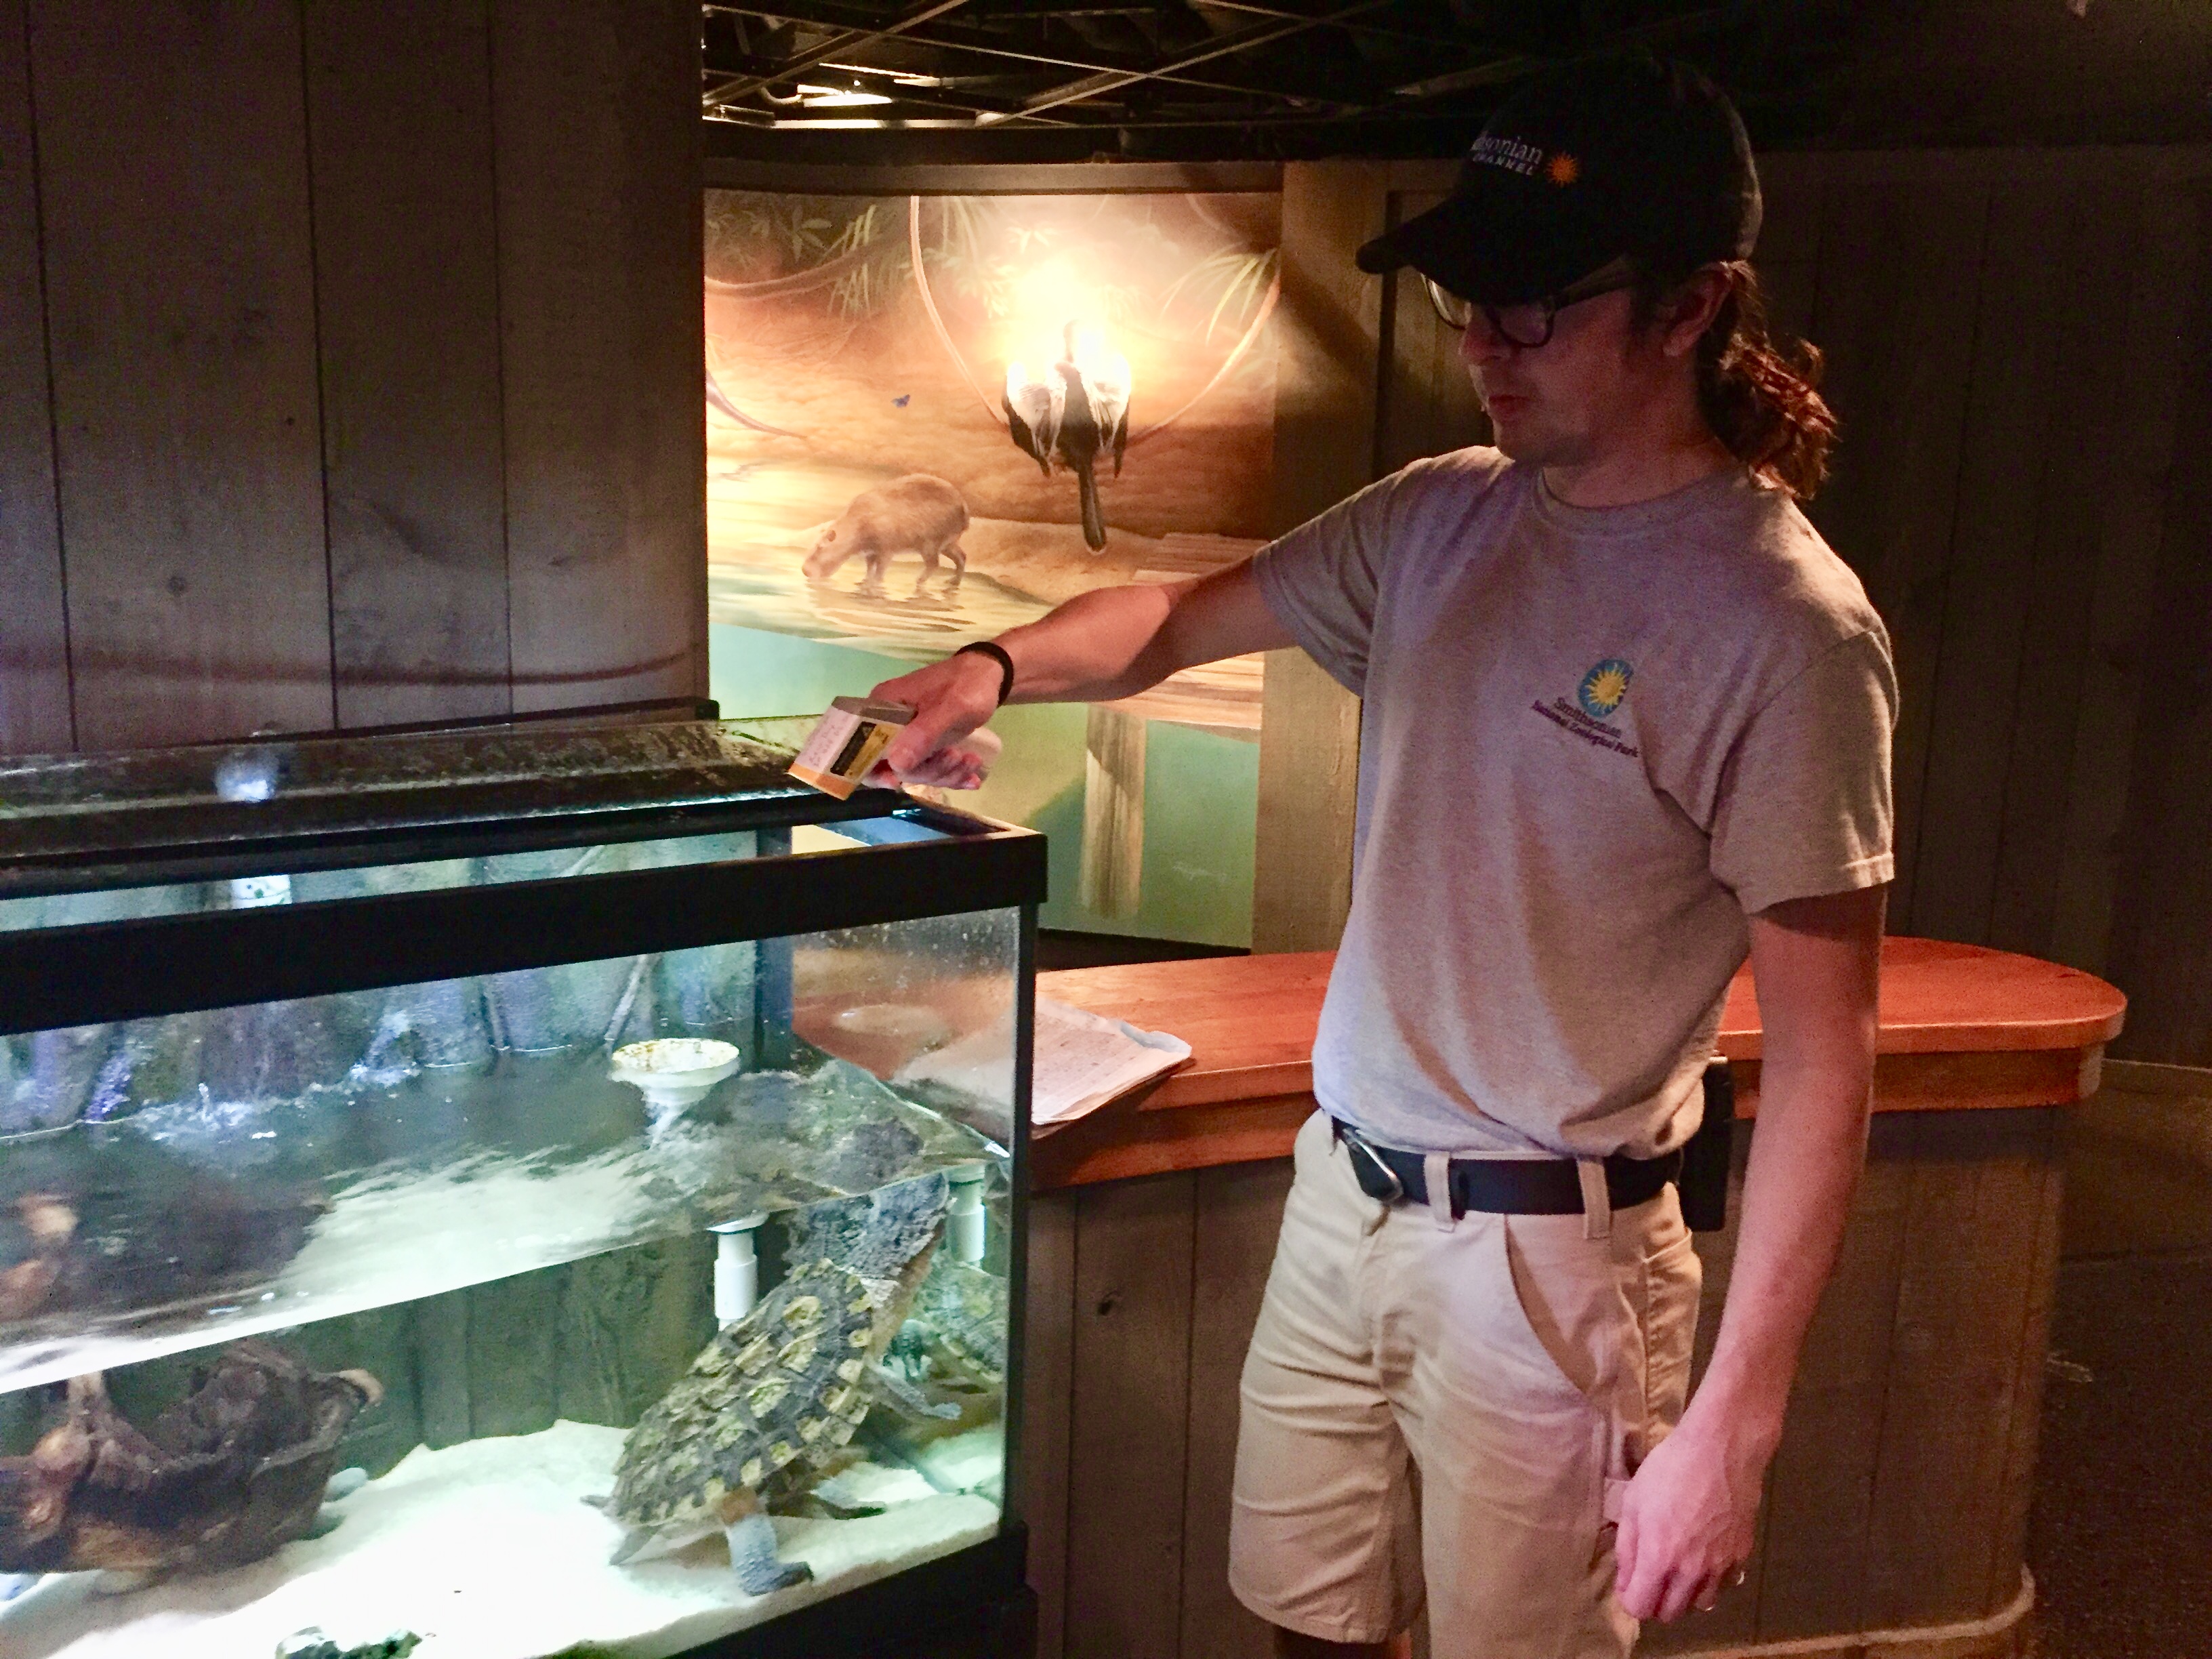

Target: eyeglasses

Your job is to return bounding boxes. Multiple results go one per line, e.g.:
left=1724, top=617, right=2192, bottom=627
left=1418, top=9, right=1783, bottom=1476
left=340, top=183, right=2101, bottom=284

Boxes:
left=1422, top=261, right=1641, bottom=348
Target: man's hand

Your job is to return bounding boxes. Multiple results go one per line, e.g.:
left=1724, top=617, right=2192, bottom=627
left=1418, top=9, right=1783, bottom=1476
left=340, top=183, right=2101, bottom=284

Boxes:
left=1613, top=1406, right=1766, bottom=1621
left=1615, top=883, right=1885, bottom=1625
left=865, top=651, right=1006, bottom=788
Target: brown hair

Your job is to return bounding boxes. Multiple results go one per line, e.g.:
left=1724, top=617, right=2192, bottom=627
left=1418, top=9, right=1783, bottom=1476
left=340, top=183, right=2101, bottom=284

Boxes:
left=1636, top=260, right=1838, bottom=500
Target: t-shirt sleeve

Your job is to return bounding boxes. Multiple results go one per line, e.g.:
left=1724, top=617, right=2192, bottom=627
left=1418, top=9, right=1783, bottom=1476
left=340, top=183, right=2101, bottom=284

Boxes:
left=1709, top=628, right=1899, bottom=914
left=1250, top=470, right=1399, bottom=697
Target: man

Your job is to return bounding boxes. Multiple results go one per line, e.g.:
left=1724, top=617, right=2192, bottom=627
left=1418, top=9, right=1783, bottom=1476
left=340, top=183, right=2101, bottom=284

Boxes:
left=874, top=54, right=1894, bottom=1659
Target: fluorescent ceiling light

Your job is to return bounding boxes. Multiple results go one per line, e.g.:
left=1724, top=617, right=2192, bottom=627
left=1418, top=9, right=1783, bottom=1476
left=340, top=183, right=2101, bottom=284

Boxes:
left=796, top=83, right=894, bottom=107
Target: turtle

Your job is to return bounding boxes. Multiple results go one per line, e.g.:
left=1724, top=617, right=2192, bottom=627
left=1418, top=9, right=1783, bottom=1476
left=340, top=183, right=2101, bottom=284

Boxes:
left=0, top=1340, right=380, bottom=1576
left=888, top=1256, right=1009, bottom=1394
left=605, top=1172, right=951, bottom=1594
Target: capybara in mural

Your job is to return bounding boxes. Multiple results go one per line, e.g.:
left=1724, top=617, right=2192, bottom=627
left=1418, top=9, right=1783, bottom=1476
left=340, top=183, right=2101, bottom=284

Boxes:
left=803, top=474, right=970, bottom=595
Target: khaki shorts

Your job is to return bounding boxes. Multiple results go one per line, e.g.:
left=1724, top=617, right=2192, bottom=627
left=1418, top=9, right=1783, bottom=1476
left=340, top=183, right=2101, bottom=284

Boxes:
left=1229, top=1111, right=1702, bottom=1658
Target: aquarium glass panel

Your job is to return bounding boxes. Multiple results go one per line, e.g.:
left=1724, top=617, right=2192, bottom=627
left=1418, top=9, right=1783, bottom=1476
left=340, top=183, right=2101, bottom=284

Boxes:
left=0, top=907, right=1017, bottom=1658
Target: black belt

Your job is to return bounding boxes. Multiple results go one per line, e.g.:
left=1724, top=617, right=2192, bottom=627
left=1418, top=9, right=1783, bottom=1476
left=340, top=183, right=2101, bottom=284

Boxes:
left=1330, top=1118, right=1683, bottom=1218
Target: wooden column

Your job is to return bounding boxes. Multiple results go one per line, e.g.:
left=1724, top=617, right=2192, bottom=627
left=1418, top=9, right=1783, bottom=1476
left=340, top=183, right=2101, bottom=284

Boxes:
left=491, top=0, right=708, bottom=714
left=30, top=0, right=334, bottom=750
left=1250, top=161, right=1388, bottom=955
left=0, top=0, right=68, bottom=756
left=1080, top=704, right=1147, bottom=920
left=304, top=0, right=512, bottom=729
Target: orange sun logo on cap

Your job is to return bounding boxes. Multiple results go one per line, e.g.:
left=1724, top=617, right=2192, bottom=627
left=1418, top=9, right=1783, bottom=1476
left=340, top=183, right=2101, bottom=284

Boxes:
left=1547, top=152, right=1582, bottom=186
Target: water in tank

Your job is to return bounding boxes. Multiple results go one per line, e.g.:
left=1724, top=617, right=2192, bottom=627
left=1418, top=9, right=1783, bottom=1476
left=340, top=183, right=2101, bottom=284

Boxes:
left=0, top=726, right=1031, bottom=1659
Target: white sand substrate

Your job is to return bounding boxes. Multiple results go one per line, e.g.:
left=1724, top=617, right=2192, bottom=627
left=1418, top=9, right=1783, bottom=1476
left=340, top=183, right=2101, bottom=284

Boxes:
left=0, top=1420, right=1002, bottom=1659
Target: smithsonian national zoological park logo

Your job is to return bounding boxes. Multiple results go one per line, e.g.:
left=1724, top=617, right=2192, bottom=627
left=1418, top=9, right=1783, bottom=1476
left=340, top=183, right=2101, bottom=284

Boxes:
left=1578, top=659, right=1634, bottom=718
left=1530, top=658, right=1640, bottom=758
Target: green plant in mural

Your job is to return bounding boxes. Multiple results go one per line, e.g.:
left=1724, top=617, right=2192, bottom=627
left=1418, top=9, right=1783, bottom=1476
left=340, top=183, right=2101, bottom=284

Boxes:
left=704, top=192, right=906, bottom=308
left=1160, top=247, right=1281, bottom=341
left=823, top=203, right=910, bottom=317
left=706, top=195, right=838, bottom=274
left=928, top=196, right=1018, bottom=319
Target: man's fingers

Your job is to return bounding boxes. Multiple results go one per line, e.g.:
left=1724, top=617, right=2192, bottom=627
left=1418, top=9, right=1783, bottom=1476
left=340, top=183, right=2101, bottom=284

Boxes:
left=1662, top=1567, right=1717, bottom=1623
left=883, top=708, right=973, bottom=776
left=1618, top=1548, right=1672, bottom=1622
left=1612, top=1510, right=1639, bottom=1597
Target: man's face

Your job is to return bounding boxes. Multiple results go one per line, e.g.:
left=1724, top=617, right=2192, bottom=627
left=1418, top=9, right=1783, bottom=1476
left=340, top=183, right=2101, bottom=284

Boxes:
left=1458, top=285, right=1665, bottom=468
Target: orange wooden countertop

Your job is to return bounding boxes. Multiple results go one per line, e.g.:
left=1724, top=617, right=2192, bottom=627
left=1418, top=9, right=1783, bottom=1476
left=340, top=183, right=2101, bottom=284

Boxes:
left=1032, top=937, right=2126, bottom=1191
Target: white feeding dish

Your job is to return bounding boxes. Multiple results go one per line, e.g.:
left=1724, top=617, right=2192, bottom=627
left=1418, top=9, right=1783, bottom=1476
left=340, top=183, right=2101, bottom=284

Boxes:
left=609, top=1038, right=743, bottom=1115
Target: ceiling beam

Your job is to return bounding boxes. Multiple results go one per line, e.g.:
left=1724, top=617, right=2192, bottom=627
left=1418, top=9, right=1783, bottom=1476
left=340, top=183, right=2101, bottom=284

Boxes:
left=975, top=0, right=1395, bottom=123
left=708, top=0, right=1368, bottom=107
left=703, top=0, right=980, bottom=104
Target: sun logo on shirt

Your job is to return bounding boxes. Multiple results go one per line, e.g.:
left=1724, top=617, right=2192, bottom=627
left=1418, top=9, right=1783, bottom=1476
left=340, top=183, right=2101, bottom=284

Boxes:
left=1578, top=659, right=1634, bottom=718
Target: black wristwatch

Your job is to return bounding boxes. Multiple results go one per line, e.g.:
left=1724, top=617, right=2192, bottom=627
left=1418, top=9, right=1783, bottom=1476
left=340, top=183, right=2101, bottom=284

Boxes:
left=955, top=640, right=1017, bottom=708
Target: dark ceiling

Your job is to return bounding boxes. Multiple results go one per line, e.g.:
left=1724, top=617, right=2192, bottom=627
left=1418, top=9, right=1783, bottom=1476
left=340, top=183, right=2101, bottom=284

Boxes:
left=701, top=0, right=2212, bottom=165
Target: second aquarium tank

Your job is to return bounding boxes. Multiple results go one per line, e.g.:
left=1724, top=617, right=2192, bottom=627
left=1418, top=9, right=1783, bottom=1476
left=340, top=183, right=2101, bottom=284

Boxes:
left=0, top=720, right=1042, bottom=1659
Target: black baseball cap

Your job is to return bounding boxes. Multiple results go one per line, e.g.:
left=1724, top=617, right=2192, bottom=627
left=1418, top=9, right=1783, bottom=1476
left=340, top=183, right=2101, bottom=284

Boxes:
left=1357, top=54, right=1761, bottom=305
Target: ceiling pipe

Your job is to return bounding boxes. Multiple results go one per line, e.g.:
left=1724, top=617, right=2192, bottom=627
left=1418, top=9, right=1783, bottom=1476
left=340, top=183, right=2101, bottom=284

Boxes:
left=709, top=0, right=1349, bottom=106
left=973, top=0, right=1393, bottom=124
left=703, top=0, right=980, bottom=105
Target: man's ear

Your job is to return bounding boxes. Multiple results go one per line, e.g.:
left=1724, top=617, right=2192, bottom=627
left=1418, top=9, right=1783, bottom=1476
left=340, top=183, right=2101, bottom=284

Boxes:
left=1658, top=267, right=1730, bottom=359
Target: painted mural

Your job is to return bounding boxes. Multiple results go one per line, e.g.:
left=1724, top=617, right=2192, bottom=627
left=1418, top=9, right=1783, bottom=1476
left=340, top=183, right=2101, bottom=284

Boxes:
left=703, top=190, right=1280, bottom=945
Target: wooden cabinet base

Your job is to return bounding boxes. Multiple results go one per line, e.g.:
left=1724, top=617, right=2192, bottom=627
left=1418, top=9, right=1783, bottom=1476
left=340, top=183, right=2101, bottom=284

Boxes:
left=1022, top=1111, right=2063, bottom=1659
left=1645, top=1570, right=2032, bottom=1659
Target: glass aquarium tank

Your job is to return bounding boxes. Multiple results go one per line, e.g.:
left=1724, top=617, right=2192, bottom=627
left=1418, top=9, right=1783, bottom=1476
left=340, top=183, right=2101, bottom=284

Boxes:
left=0, top=720, right=1042, bottom=1659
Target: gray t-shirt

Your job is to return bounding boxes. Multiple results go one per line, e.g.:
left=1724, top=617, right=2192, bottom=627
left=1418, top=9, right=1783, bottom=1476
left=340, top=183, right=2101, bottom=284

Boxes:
left=1253, top=449, right=1896, bottom=1159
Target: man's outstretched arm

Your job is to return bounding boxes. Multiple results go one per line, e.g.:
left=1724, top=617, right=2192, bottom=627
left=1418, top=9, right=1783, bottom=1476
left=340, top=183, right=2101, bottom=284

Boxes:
left=868, top=560, right=1292, bottom=787
left=1614, top=882, right=1885, bottom=1623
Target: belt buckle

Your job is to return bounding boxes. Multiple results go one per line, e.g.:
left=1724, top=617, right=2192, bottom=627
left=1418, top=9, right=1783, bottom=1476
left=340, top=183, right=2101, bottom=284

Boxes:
left=1338, top=1124, right=1405, bottom=1204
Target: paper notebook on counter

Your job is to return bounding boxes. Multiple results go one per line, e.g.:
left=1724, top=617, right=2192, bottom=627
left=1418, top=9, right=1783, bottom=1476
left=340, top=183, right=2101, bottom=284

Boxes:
left=1027, top=998, right=1193, bottom=1132
left=895, top=997, right=1191, bottom=1134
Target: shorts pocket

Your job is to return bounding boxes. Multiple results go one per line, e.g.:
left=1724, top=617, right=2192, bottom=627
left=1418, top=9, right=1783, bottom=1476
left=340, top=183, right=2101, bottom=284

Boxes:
left=1639, top=1227, right=1702, bottom=1443
left=1603, top=1477, right=1629, bottom=1525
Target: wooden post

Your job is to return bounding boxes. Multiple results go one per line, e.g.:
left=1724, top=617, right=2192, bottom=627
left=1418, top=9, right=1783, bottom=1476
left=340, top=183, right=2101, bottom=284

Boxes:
left=30, top=0, right=334, bottom=749
left=1250, top=161, right=1388, bottom=954
left=491, top=0, right=709, bottom=713
left=1081, top=705, right=1147, bottom=920
left=0, top=0, right=68, bottom=757
left=304, top=0, right=512, bottom=729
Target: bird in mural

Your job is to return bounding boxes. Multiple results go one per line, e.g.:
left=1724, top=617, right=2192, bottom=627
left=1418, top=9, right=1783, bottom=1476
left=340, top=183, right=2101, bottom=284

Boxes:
left=1004, top=361, right=1065, bottom=478
left=1005, top=322, right=1131, bottom=554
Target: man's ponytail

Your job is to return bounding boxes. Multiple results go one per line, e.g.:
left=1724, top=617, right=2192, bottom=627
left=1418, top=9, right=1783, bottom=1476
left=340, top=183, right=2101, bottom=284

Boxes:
left=1639, top=261, right=1839, bottom=500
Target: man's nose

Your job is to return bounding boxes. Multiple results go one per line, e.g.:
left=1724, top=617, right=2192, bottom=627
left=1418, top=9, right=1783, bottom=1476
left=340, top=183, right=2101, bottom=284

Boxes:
left=1458, top=316, right=1512, bottom=365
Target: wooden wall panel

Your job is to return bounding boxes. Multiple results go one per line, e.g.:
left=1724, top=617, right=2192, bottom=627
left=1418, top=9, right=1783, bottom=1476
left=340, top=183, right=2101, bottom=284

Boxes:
left=1803, top=167, right=1991, bottom=930
left=304, top=0, right=511, bottom=729
left=30, top=0, right=333, bottom=750
left=491, top=0, right=707, bottom=714
left=2104, top=177, right=2212, bottom=1064
left=1066, top=1174, right=1196, bottom=1659
left=0, top=0, right=68, bottom=755
left=1178, top=1160, right=1293, bottom=1659
left=1251, top=161, right=1389, bottom=956
left=1910, top=179, right=2110, bottom=945
left=1981, top=181, right=2148, bottom=962
left=2041, top=182, right=2204, bottom=978
left=1024, top=1191, right=1079, bottom=1659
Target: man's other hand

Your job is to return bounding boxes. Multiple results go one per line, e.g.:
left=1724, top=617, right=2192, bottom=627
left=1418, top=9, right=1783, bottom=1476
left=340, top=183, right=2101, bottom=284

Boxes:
left=1612, top=1410, right=1763, bottom=1622
left=865, top=652, right=1006, bottom=789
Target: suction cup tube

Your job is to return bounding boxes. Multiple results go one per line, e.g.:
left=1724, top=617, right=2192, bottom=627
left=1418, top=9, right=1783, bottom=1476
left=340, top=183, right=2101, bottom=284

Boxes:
left=948, top=1165, right=988, bottom=1265
left=709, top=1214, right=769, bottom=1324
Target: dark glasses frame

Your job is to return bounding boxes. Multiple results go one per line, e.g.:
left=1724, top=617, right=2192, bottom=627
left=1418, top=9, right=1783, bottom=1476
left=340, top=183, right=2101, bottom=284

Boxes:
left=1421, top=258, right=1643, bottom=348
